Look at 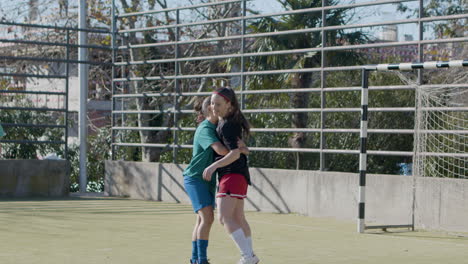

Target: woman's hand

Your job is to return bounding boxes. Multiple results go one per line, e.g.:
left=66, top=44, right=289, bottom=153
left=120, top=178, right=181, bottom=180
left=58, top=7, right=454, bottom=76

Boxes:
left=203, top=165, right=216, bottom=181
left=237, top=138, right=246, bottom=148
left=204, top=149, right=241, bottom=181
left=237, top=138, right=249, bottom=155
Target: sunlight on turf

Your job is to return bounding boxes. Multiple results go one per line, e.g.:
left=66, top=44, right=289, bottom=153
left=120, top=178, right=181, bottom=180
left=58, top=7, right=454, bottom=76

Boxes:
left=1, top=197, right=467, bottom=264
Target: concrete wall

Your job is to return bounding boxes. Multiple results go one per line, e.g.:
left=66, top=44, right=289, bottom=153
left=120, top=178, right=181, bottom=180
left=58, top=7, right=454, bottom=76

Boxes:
left=0, top=160, right=70, bottom=197
left=105, top=161, right=468, bottom=232
left=415, top=177, right=468, bottom=232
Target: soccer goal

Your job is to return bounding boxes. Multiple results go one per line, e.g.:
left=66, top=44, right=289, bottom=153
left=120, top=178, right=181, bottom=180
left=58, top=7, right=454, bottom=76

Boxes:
left=358, top=60, right=468, bottom=233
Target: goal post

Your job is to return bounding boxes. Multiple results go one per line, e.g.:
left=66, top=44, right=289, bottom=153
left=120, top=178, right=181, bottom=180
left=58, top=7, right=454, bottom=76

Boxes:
left=358, top=60, right=468, bottom=233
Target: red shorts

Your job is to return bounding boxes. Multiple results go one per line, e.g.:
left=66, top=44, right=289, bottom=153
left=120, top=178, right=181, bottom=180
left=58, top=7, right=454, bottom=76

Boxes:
left=216, top=173, right=248, bottom=199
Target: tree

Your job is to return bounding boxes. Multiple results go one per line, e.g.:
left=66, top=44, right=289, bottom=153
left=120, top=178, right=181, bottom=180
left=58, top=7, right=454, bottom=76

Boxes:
left=245, top=0, right=367, bottom=169
left=398, top=0, right=466, bottom=39
left=116, top=0, right=244, bottom=162
left=0, top=0, right=114, bottom=189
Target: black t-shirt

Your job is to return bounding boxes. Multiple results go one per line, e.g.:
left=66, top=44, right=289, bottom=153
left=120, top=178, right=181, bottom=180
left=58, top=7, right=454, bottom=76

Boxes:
left=215, top=119, right=251, bottom=185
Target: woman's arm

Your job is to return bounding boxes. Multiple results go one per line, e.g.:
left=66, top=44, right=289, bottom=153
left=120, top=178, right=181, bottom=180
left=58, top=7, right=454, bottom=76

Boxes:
left=210, top=142, right=229, bottom=156
left=211, top=140, right=249, bottom=156
left=203, top=149, right=241, bottom=181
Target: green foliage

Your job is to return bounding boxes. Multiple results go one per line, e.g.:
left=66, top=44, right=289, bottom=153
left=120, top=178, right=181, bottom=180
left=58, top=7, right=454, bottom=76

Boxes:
left=5, top=0, right=458, bottom=179
left=0, top=96, right=64, bottom=159
left=237, top=0, right=369, bottom=171
left=397, top=0, right=466, bottom=38
left=0, top=93, right=114, bottom=191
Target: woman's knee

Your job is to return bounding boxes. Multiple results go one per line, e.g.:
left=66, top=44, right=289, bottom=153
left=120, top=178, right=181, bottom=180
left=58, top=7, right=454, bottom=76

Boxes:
left=203, top=212, right=214, bottom=225
left=218, top=210, right=236, bottom=226
left=198, top=207, right=214, bottom=225
left=217, top=196, right=238, bottom=225
left=217, top=213, right=225, bottom=226
left=219, top=210, right=239, bottom=226
left=233, top=208, right=246, bottom=220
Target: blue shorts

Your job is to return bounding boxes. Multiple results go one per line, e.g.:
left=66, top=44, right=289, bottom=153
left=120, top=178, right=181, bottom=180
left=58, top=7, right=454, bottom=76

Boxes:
left=184, top=176, right=216, bottom=213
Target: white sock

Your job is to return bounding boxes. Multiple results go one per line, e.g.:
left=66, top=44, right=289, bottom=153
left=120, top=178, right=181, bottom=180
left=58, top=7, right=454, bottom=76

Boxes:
left=246, top=236, right=253, bottom=255
left=230, top=228, right=253, bottom=257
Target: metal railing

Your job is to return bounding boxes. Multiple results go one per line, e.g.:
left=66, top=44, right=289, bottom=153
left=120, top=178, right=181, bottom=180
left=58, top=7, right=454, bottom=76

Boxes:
left=108, top=0, right=466, bottom=171
left=0, top=21, right=111, bottom=159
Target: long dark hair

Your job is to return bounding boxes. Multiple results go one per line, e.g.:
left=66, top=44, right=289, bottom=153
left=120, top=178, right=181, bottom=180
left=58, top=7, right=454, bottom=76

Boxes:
left=214, top=87, right=250, bottom=137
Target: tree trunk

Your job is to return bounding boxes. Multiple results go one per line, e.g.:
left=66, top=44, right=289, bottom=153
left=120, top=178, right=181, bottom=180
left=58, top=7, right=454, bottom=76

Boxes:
left=122, top=6, right=173, bottom=163
left=289, top=72, right=311, bottom=169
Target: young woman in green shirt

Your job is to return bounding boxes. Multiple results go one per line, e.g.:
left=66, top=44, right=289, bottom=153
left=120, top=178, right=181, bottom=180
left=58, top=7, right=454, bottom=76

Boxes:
left=183, top=97, right=249, bottom=264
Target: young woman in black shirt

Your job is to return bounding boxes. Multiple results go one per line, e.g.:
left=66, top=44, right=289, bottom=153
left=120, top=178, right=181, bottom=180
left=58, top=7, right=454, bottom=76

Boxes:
left=203, top=87, right=259, bottom=264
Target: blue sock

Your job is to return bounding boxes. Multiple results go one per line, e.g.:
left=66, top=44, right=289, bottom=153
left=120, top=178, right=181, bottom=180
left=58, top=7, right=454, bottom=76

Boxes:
left=197, top=239, right=209, bottom=262
left=191, top=240, right=198, bottom=263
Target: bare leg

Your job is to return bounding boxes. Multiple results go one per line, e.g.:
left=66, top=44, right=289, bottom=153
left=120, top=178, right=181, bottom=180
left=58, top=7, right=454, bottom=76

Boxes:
left=195, top=206, right=214, bottom=263
left=190, top=214, right=201, bottom=262
left=197, top=205, right=214, bottom=240
left=192, top=214, right=201, bottom=242
left=217, top=196, right=241, bottom=233
left=235, top=198, right=254, bottom=258
left=234, top=198, right=251, bottom=238
left=218, top=196, right=254, bottom=258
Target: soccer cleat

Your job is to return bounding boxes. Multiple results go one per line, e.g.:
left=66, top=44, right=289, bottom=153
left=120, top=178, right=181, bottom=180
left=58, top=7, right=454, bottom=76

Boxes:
left=199, top=260, right=210, bottom=264
left=238, top=254, right=260, bottom=264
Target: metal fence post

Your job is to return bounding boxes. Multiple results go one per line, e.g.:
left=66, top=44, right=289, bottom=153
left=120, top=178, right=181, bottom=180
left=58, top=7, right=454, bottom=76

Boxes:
left=240, top=0, right=246, bottom=109
left=65, top=30, right=70, bottom=160
left=111, top=0, right=117, bottom=160
left=78, top=0, right=88, bottom=192
left=173, top=8, right=180, bottom=163
left=320, top=0, right=327, bottom=171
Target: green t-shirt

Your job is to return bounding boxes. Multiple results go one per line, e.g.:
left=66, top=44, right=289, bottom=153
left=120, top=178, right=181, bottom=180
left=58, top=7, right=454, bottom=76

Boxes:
left=0, top=124, right=4, bottom=137
left=183, top=119, right=220, bottom=193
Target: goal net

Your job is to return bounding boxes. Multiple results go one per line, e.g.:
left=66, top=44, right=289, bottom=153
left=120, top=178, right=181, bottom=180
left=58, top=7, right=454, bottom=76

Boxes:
left=413, top=82, right=467, bottom=179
